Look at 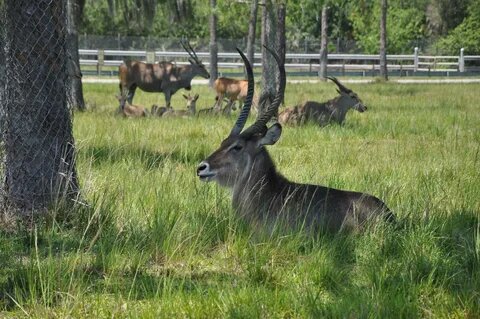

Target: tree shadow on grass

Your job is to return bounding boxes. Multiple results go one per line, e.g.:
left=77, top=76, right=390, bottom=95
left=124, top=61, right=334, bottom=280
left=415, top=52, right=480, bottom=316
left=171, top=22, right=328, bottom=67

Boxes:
left=305, top=209, right=480, bottom=317
left=1, top=208, right=478, bottom=316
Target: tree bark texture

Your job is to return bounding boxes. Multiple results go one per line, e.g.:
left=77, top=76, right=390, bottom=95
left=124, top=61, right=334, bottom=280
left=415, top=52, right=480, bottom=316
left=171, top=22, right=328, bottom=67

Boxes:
left=209, top=0, right=218, bottom=87
left=0, top=3, right=6, bottom=144
left=246, top=0, right=258, bottom=74
left=67, top=0, right=86, bottom=111
left=2, top=0, right=79, bottom=214
left=276, top=3, right=286, bottom=107
left=379, top=0, right=388, bottom=80
left=259, top=0, right=279, bottom=119
left=277, top=3, right=286, bottom=67
left=319, top=4, right=328, bottom=81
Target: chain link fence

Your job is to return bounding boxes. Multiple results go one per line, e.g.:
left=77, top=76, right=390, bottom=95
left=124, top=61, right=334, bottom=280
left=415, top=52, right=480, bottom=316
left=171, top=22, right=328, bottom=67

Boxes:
left=0, top=0, right=78, bottom=215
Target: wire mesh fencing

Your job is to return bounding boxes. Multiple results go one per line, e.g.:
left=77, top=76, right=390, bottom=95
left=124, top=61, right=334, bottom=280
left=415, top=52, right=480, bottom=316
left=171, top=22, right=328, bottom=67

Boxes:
left=0, top=0, right=79, bottom=216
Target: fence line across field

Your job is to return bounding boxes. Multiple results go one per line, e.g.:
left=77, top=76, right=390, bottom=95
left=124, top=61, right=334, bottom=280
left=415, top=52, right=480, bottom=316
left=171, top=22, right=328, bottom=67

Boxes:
left=79, top=47, right=480, bottom=77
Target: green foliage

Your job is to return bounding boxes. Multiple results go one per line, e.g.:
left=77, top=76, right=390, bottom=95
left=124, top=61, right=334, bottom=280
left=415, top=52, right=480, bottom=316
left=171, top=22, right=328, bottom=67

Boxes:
left=1, top=81, right=479, bottom=317
left=436, top=1, right=480, bottom=54
left=349, top=1, right=427, bottom=53
left=78, top=0, right=480, bottom=54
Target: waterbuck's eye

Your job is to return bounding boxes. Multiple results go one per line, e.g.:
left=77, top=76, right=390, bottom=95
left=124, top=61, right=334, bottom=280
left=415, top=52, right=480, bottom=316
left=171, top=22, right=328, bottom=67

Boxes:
left=231, top=144, right=243, bottom=152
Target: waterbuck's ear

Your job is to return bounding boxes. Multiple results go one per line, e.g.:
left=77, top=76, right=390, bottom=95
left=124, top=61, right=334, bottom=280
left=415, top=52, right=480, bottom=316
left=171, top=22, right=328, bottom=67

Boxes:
left=194, top=93, right=199, bottom=100
left=257, top=123, right=282, bottom=147
left=182, top=94, right=188, bottom=99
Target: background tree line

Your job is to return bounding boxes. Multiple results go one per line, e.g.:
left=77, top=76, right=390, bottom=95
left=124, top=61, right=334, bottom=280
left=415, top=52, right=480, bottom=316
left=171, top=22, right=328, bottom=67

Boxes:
left=79, top=0, right=480, bottom=54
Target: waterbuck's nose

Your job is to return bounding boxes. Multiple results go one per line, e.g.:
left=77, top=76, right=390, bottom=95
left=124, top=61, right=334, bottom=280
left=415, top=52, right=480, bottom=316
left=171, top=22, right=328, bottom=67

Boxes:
left=197, top=161, right=210, bottom=175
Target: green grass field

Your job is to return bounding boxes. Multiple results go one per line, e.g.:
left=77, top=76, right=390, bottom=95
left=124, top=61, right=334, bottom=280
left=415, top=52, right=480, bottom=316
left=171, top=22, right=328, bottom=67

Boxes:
left=1, top=81, right=479, bottom=318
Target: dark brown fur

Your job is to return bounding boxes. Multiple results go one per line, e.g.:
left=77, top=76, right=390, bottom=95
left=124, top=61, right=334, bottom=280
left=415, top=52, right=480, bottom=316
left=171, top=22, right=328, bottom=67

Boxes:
left=199, top=126, right=393, bottom=233
left=119, top=54, right=209, bottom=108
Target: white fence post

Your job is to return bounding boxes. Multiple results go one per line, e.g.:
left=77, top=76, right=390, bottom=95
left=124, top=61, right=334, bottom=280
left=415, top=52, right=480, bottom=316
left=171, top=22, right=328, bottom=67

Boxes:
left=414, top=47, right=419, bottom=72
left=147, top=50, right=155, bottom=63
left=459, top=48, right=465, bottom=72
left=97, top=49, right=104, bottom=75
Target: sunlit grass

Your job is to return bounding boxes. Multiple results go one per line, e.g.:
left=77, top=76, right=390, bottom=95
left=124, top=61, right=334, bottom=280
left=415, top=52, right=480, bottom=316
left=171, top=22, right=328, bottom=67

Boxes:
left=1, top=81, right=479, bottom=318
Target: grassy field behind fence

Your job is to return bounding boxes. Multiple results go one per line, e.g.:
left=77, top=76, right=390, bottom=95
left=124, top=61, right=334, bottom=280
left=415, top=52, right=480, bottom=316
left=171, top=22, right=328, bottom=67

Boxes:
left=1, top=81, right=479, bottom=318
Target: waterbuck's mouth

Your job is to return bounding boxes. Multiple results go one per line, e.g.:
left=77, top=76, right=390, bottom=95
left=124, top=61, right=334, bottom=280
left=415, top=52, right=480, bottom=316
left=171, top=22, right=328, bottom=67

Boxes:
left=197, top=161, right=216, bottom=182
left=198, top=172, right=216, bottom=182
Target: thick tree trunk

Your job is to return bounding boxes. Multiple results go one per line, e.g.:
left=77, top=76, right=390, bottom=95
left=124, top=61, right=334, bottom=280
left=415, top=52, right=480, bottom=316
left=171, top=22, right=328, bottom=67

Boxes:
left=67, top=0, right=86, bottom=111
left=209, top=0, right=218, bottom=87
left=246, top=0, right=258, bottom=74
left=2, top=0, right=79, bottom=215
left=319, top=4, right=328, bottom=81
left=379, top=0, right=388, bottom=80
left=259, top=0, right=278, bottom=119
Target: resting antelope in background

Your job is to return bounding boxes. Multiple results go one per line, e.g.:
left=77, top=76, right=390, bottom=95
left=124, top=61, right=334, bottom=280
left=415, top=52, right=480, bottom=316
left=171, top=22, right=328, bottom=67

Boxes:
left=279, top=77, right=367, bottom=126
left=162, top=93, right=199, bottom=117
left=197, top=47, right=393, bottom=233
left=119, top=40, right=210, bottom=109
left=115, top=94, right=148, bottom=117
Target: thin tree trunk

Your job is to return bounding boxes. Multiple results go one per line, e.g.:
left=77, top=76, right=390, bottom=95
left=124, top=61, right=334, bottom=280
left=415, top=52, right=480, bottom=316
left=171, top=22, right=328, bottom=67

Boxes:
left=107, top=0, right=115, bottom=17
left=209, top=0, right=218, bottom=87
left=276, top=3, right=286, bottom=107
left=67, top=0, right=86, bottom=111
left=246, top=0, right=259, bottom=73
left=2, top=0, right=79, bottom=215
left=277, top=3, right=286, bottom=67
left=379, top=0, right=388, bottom=80
left=319, top=4, right=328, bottom=81
left=259, top=0, right=278, bottom=119
left=0, top=3, right=5, bottom=144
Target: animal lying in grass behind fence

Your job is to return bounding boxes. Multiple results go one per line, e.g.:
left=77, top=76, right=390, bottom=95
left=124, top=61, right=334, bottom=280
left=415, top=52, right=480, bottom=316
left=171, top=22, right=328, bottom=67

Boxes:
left=119, top=40, right=210, bottom=108
left=197, top=47, right=393, bottom=233
left=115, top=94, right=148, bottom=117
left=279, top=77, right=367, bottom=126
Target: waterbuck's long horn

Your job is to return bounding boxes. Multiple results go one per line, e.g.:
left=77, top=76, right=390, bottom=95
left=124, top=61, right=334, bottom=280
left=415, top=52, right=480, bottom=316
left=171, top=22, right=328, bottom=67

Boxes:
left=187, top=41, right=200, bottom=62
left=241, top=45, right=286, bottom=136
left=230, top=48, right=254, bottom=136
left=181, top=40, right=199, bottom=63
left=326, top=76, right=352, bottom=93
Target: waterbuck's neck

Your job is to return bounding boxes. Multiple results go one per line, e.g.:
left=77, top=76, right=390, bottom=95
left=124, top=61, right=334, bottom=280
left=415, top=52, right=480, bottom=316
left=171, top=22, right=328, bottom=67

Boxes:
left=326, top=95, right=353, bottom=123
left=176, top=65, right=198, bottom=86
left=232, top=148, right=291, bottom=219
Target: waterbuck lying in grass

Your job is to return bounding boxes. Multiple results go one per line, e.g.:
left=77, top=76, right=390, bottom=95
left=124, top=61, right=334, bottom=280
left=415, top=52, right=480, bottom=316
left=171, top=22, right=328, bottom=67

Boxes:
left=162, top=93, right=199, bottom=117
left=197, top=47, right=393, bottom=233
left=115, top=94, right=148, bottom=117
left=119, top=41, right=210, bottom=108
left=279, top=77, right=367, bottom=126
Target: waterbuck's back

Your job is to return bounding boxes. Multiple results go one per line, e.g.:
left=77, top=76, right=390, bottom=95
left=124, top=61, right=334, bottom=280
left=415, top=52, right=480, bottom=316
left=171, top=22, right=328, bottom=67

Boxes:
left=300, top=101, right=338, bottom=126
left=286, top=183, right=392, bottom=232
left=235, top=176, right=392, bottom=233
left=119, top=60, right=166, bottom=92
